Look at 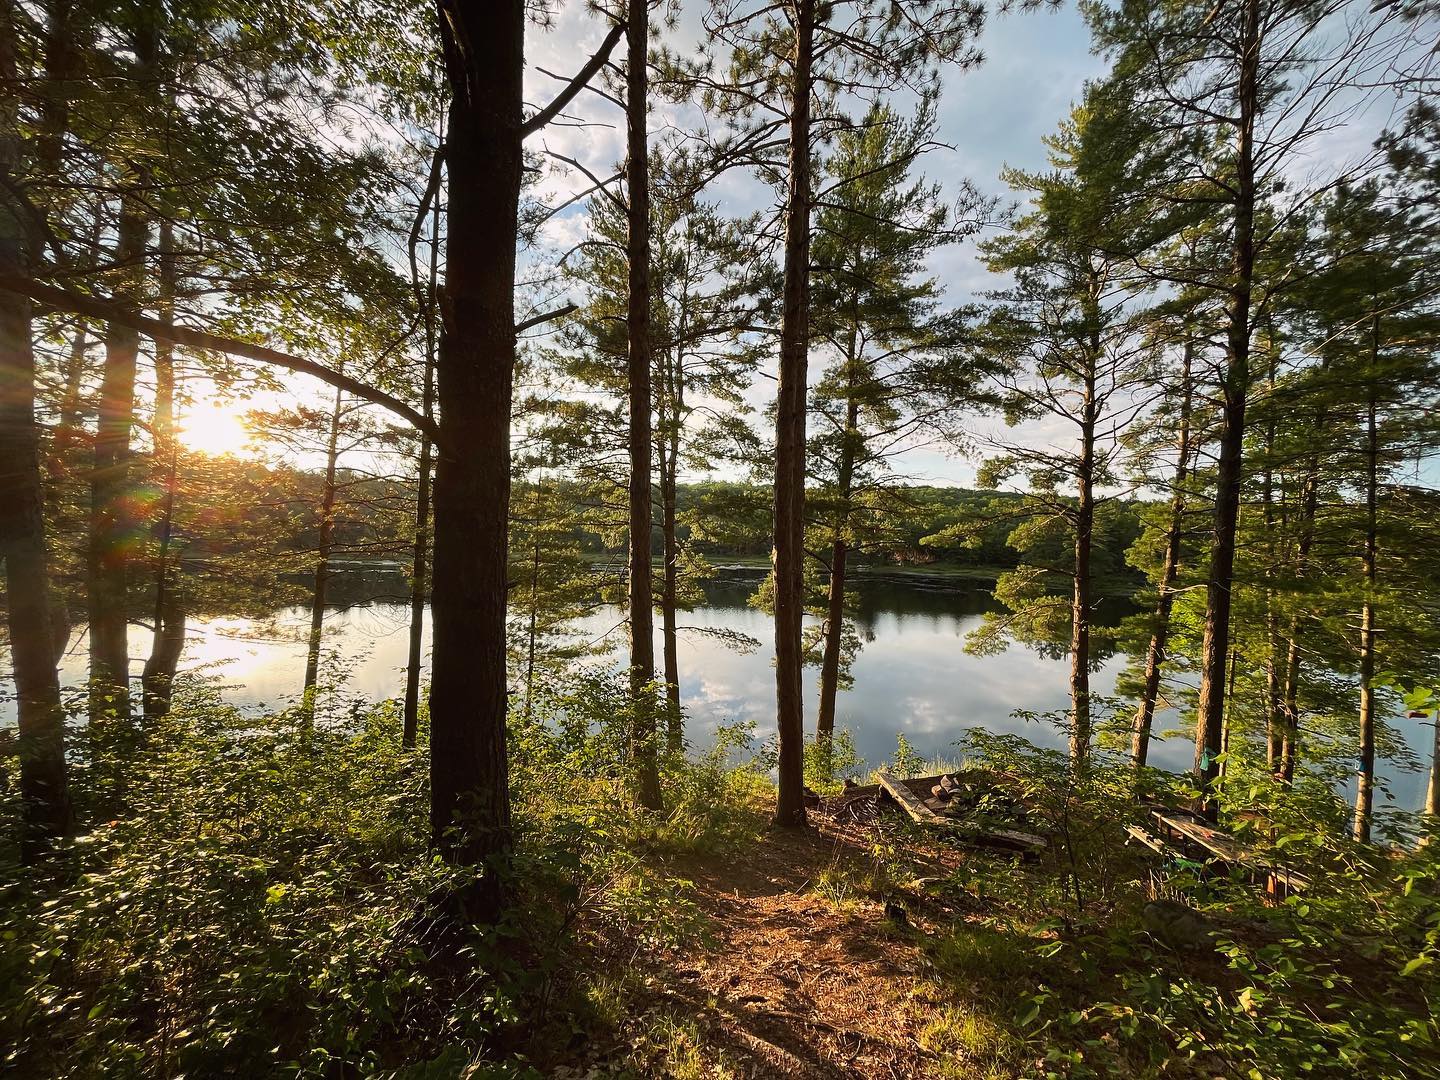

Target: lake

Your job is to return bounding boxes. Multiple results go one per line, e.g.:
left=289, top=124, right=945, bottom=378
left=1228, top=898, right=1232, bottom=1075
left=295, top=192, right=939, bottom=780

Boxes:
left=14, top=568, right=1435, bottom=813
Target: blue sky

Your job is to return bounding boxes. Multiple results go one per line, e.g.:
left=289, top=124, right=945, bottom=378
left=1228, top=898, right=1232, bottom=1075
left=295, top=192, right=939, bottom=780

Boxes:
left=526, top=2, right=1111, bottom=488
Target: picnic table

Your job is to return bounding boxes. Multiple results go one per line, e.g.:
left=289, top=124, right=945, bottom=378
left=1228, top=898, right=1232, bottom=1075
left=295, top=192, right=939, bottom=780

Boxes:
left=1148, top=808, right=1309, bottom=897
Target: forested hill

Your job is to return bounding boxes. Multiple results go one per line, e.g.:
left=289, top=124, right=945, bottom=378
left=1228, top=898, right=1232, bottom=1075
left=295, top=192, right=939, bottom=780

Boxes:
left=87, top=453, right=1145, bottom=586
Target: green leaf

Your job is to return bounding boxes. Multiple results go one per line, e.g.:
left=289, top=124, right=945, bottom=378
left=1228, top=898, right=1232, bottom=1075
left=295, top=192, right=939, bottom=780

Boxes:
left=1400, top=956, right=1432, bottom=977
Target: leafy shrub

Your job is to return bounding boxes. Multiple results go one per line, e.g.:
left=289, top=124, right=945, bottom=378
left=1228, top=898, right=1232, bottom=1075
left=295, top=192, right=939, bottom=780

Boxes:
left=0, top=668, right=760, bottom=1077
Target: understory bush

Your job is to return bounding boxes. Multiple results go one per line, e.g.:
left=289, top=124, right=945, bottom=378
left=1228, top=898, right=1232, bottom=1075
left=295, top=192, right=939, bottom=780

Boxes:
left=0, top=669, right=754, bottom=1077
left=941, top=727, right=1440, bottom=1079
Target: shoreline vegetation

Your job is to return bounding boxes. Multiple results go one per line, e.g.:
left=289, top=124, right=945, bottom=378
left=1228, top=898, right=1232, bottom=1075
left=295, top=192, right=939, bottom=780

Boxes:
left=3, top=691, right=1436, bottom=1078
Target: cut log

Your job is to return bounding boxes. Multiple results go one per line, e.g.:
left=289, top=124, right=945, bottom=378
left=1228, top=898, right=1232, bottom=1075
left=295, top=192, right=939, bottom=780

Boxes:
left=877, top=767, right=940, bottom=824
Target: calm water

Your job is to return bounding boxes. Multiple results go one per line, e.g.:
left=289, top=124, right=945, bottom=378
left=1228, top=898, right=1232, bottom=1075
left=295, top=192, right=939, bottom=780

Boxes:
left=13, top=569, right=1434, bottom=812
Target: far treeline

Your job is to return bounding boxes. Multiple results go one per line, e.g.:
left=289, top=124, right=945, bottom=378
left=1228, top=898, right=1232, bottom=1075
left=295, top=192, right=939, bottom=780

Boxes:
left=2, top=0, right=1440, bottom=1075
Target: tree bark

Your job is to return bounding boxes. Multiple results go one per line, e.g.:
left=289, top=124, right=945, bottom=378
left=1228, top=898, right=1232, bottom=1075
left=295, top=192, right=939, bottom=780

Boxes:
left=1425, top=710, right=1440, bottom=821
left=1353, top=320, right=1379, bottom=843
left=816, top=362, right=859, bottom=752
left=1069, top=349, right=1097, bottom=766
left=659, top=367, right=683, bottom=749
left=1, top=0, right=71, bottom=855
left=772, top=0, right=814, bottom=828
left=141, top=220, right=184, bottom=722
left=301, top=383, right=343, bottom=723
left=626, top=0, right=662, bottom=810
left=1260, top=332, right=1282, bottom=772
left=88, top=205, right=146, bottom=726
left=429, top=0, right=521, bottom=910
left=1280, top=459, right=1321, bottom=783
left=403, top=196, right=440, bottom=750
left=1193, top=0, right=1259, bottom=807
left=1132, top=341, right=1193, bottom=768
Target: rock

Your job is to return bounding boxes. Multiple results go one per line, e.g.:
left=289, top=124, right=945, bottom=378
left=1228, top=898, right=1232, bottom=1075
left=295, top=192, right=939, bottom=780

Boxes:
left=884, top=898, right=910, bottom=927
left=1143, top=899, right=1216, bottom=951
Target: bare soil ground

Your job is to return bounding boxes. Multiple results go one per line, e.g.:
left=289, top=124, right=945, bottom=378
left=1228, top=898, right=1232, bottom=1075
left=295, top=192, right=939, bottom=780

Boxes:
left=564, top=813, right=1010, bottom=1079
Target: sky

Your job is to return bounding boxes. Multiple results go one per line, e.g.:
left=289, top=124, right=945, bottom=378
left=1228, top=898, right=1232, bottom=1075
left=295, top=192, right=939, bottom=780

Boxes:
left=520, top=0, right=1111, bottom=488
left=187, top=0, right=1431, bottom=492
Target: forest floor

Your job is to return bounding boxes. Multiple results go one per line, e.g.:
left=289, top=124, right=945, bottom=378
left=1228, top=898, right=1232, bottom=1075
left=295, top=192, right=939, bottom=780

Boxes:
left=558, top=810, right=1030, bottom=1079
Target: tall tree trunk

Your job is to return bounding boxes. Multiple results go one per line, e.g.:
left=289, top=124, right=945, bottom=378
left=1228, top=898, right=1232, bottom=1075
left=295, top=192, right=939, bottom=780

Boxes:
left=142, top=220, right=184, bottom=722
left=1193, top=0, right=1260, bottom=808
left=88, top=204, right=146, bottom=726
left=430, top=0, right=521, bottom=909
left=302, top=383, right=343, bottom=720
left=1261, top=332, right=1282, bottom=771
left=1070, top=358, right=1096, bottom=765
left=37, top=0, right=79, bottom=179
left=816, top=356, right=859, bottom=752
left=1353, top=320, right=1380, bottom=843
left=1280, top=459, right=1321, bottom=783
left=659, top=371, right=683, bottom=749
left=403, top=196, right=440, bottom=750
left=1, top=0, right=71, bottom=855
left=1425, top=710, right=1440, bottom=822
left=522, top=535, right=539, bottom=723
left=1132, top=341, right=1194, bottom=767
left=772, top=0, right=814, bottom=828
left=625, top=0, right=661, bottom=810
left=659, top=274, right=691, bottom=748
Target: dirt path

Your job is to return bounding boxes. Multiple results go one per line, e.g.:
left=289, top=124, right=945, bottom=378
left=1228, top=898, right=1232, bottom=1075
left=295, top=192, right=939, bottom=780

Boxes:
left=623, top=819, right=975, bottom=1079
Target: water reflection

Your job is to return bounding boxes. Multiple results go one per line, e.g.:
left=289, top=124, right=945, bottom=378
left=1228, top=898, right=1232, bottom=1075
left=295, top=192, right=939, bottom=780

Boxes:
left=4, top=569, right=1430, bottom=812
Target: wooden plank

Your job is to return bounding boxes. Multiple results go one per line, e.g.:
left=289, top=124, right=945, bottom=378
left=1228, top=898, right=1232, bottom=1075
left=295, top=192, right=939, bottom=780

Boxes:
left=876, top=767, right=940, bottom=824
left=1151, top=811, right=1248, bottom=864
left=877, top=769, right=1046, bottom=851
left=956, top=825, right=1047, bottom=853
left=1125, top=824, right=1170, bottom=856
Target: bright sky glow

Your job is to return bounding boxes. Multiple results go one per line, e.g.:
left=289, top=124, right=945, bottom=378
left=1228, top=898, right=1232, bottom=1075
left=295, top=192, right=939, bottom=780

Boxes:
left=177, top=396, right=256, bottom=457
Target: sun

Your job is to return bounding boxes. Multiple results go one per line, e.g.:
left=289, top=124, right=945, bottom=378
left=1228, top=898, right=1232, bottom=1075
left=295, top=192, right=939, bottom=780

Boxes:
left=178, top=397, right=256, bottom=457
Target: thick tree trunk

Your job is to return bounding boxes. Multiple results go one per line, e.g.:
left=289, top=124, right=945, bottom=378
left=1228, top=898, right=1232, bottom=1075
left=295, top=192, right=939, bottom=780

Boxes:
left=1353, top=325, right=1380, bottom=843
left=1132, top=343, right=1193, bottom=767
left=1, top=1, right=71, bottom=853
left=37, top=0, right=79, bottom=179
left=301, top=384, right=343, bottom=720
left=429, top=0, right=521, bottom=908
left=403, top=198, right=440, bottom=750
left=626, top=0, right=661, bottom=810
left=1193, top=0, right=1259, bottom=808
left=772, top=0, right=814, bottom=828
left=142, top=221, right=184, bottom=722
left=88, top=205, right=146, bottom=726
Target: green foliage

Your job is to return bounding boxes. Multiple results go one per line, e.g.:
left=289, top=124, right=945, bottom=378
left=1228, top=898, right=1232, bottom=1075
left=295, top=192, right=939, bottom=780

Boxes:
left=0, top=668, right=769, bottom=1077
left=804, top=730, right=864, bottom=793
left=928, top=729, right=1440, bottom=1079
